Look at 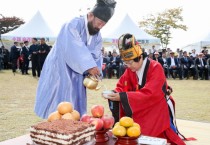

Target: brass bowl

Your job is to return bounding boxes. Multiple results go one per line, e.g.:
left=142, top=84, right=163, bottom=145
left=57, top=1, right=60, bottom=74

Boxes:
left=114, top=135, right=140, bottom=145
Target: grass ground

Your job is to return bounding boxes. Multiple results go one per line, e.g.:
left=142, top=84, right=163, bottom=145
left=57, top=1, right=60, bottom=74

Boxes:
left=0, top=69, right=210, bottom=142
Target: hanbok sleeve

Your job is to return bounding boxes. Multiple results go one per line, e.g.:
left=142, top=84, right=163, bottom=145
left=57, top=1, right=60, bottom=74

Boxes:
left=118, top=63, right=167, bottom=117
left=56, top=21, right=100, bottom=74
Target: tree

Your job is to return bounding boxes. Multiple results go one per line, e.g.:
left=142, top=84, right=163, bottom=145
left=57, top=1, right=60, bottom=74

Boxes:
left=0, top=14, right=25, bottom=34
left=139, top=7, right=187, bottom=48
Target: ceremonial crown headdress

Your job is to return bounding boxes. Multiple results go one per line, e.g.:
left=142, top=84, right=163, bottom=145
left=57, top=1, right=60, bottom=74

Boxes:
left=118, top=33, right=142, bottom=61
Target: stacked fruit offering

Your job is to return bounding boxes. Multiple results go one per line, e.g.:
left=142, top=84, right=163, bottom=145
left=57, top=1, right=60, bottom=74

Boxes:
left=112, top=116, right=141, bottom=137
left=47, top=102, right=80, bottom=122
left=80, top=105, right=115, bottom=131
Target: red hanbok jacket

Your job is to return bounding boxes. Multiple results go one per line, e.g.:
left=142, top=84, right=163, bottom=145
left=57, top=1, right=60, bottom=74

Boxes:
left=113, top=58, right=185, bottom=145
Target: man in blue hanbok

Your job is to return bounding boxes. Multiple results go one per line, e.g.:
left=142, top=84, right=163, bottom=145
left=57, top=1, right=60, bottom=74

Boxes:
left=34, top=0, right=116, bottom=119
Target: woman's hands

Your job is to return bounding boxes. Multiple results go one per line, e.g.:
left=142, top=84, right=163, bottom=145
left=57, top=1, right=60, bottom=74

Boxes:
left=103, top=93, right=121, bottom=101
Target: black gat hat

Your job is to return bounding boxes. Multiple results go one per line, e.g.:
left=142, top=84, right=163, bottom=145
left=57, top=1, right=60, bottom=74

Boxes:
left=91, top=0, right=116, bottom=22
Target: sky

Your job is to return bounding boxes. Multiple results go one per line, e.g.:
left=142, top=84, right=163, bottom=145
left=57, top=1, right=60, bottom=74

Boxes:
left=1, top=0, right=210, bottom=49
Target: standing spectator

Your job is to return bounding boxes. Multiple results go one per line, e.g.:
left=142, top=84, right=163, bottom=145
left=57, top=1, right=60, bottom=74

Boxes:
left=10, top=42, right=20, bottom=73
left=18, top=42, right=24, bottom=72
left=29, top=38, right=40, bottom=77
left=34, top=0, right=116, bottom=119
left=151, top=45, right=156, bottom=53
left=166, top=48, right=171, bottom=58
left=190, top=49, right=197, bottom=60
left=38, top=38, right=50, bottom=71
left=2, top=47, right=10, bottom=69
left=176, top=48, right=183, bottom=58
left=21, top=41, right=30, bottom=75
left=0, top=46, right=3, bottom=70
left=150, top=45, right=156, bottom=59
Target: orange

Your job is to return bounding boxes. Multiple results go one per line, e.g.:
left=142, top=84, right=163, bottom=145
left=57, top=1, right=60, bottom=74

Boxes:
left=61, top=113, right=74, bottom=120
left=127, top=126, right=141, bottom=137
left=112, top=125, right=127, bottom=137
left=119, top=116, right=134, bottom=128
left=133, top=122, right=141, bottom=130
left=47, top=111, right=61, bottom=122
left=71, top=110, right=80, bottom=121
left=57, top=102, right=73, bottom=115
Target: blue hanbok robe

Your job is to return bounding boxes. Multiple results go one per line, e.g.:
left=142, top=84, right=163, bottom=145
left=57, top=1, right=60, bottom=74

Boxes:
left=34, top=15, right=103, bottom=119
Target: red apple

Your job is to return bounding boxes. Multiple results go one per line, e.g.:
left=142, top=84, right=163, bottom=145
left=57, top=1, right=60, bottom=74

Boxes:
left=80, top=114, right=92, bottom=123
left=90, top=118, right=104, bottom=131
left=101, top=115, right=115, bottom=129
left=91, top=105, right=104, bottom=118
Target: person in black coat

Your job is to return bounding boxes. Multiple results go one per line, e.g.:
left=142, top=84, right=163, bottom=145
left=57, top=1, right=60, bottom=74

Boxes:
left=29, top=38, right=40, bottom=77
left=10, top=42, right=20, bottom=73
left=0, top=46, right=3, bottom=70
left=180, top=51, right=196, bottom=79
left=38, top=38, right=50, bottom=71
left=21, top=41, right=30, bottom=75
left=2, top=47, right=10, bottom=69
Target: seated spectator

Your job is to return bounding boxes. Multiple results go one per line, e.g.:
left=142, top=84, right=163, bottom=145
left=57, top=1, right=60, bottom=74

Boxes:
left=195, top=53, right=208, bottom=80
left=180, top=51, right=196, bottom=79
left=159, top=52, right=169, bottom=78
left=207, top=57, right=210, bottom=79
left=153, top=51, right=160, bottom=61
left=119, top=58, right=126, bottom=77
left=102, top=51, right=110, bottom=78
left=107, top=51, right=121, bottom=78
left=148, top=53, right=154, bottom=59
left=167, top=51, right=182, bottom=79
left=203, top=50, right=210, bottom=60
left=188, top=55, right=197, bottom=80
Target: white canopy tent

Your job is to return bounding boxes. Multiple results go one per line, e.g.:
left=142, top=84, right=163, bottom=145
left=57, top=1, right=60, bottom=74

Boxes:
left=182, top=34, right=210, bottom=54
left=2, top=11, right=56, bottom=42
left=101, top=14, right=160, bottom=52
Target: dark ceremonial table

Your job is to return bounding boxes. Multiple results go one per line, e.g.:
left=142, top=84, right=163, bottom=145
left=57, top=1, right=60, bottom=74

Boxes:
left=0, top=132, right=116, bottom=145
left=0, top=131, right=167, bottom=145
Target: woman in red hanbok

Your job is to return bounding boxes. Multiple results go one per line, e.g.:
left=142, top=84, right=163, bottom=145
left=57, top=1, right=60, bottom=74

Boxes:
left=104, top=33, right=186, bottom=145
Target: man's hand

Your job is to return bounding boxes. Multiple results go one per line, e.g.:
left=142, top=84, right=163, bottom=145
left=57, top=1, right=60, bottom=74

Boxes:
left=88, top=67, right=100, bottom=76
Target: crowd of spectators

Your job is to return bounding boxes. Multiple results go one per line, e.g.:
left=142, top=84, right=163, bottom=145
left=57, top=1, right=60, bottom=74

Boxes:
left=0, top=38, right=52, bottom=77
left=102, top=46, right=210, bottom=80
left=1, top=43, right=210, bottom=80
left=102, top=47, right=126, bottom=79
